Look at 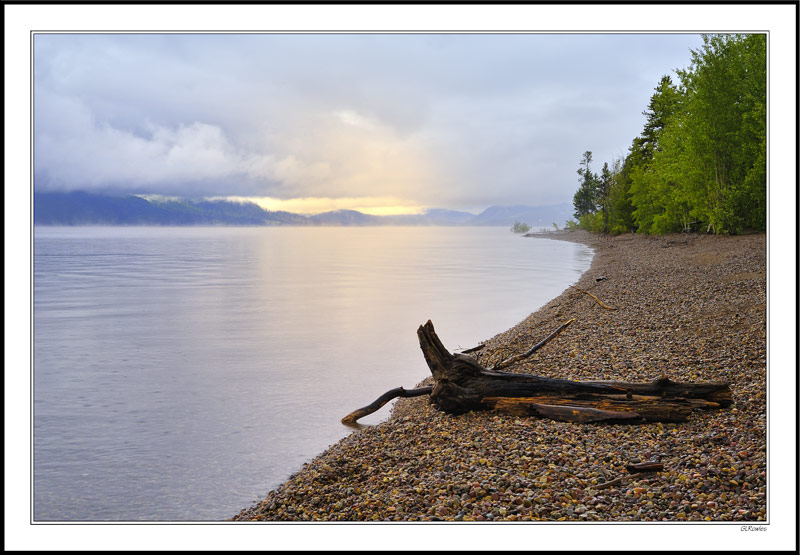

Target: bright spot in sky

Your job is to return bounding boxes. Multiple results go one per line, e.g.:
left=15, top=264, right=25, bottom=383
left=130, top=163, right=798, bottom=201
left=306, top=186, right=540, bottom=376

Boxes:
left=217, top=196, right=428, bottom=216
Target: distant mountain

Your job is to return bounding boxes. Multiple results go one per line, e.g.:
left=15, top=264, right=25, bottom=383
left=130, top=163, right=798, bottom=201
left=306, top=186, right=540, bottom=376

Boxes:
left=296, top=208, right=477, bottom=226
left=303, top=205, right=571, bottom=227
left=34, top=191, right=165, bottom=225
left=381, top=209, right=476, bottom=226
left=33, top=191, right=571, bottom=228
left=306, top=209, right=381, bottom=226
left=33, top=191, right=303, bottom=226
left=469, top=203, right=572, bottom=228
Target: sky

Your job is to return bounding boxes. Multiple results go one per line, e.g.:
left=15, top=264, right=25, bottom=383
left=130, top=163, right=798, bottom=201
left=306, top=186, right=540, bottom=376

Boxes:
left=33, top=32, right=708, bottom=215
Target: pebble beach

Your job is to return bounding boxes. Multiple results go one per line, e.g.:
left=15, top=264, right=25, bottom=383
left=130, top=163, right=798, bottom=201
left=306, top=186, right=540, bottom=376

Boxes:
left=231, top=230, right=767, bottom=522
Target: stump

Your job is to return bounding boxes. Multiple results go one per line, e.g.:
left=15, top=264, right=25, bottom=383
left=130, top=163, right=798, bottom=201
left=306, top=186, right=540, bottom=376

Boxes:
left=342, top=320, right=732, bottom=425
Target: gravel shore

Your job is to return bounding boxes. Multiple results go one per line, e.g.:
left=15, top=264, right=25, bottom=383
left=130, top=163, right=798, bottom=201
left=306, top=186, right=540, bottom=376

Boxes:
left=232, top=230, right=766, bottom=522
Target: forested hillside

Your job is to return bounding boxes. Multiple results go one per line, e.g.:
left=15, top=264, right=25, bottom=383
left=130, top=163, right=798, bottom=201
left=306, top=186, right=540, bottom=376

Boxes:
left=572, top=34, right=766, bottom=235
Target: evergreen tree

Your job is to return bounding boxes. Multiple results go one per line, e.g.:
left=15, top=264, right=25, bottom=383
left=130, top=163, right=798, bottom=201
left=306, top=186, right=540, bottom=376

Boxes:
left=607, top=151, right=638, bottom=233
left=573, top=151, right=598, bottom=220
left=628, top=75, right=685, bottom=233
left=598, top=162, right=613, bottom=233
left=640, top=75, right=683, bottom=159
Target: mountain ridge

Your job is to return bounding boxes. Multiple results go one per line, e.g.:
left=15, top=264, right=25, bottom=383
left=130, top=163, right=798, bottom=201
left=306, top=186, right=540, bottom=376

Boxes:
left=33, top=191, right=571, bottom=228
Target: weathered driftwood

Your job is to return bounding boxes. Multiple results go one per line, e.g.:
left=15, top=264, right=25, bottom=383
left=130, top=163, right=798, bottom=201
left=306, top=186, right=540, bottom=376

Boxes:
left=419, top=320, right=731, bottom=422
left=341, top=386, right=433, bottom=425
left=341, top=320, right=732, bottom=424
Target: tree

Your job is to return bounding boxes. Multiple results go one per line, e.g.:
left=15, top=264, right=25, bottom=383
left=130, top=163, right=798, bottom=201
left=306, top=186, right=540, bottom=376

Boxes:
left=670, top=33, right=766, bottom=233
left=640, top=75, right=683, bottom=159
left=511, top=221, right=531, bottom=234
left=597, top=162, right=613, bottom=233
left=607, top=156, right=636, bottom=234
left=628, top=75, right=685, bottom=233
left=571, top=34, right=765, bottom=236
left=573, top=151, right=598, bottom=220
left=574, top=152, right=615, bottom=233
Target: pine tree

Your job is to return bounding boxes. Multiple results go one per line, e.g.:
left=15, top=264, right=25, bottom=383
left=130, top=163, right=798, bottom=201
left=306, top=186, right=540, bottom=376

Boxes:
left=598, top=162, right=613, bottom=233
left=573, top=151, right=598, bottom=220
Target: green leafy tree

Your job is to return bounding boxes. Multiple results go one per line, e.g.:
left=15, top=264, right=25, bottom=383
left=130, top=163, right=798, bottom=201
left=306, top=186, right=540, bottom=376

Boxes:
left=578, top=212, right=603, bottom=232
left=572, top=34, right=765, bottom=236
left=670, top=33, right=766, bottom=233
left=511, top=221, right=531, bottom=233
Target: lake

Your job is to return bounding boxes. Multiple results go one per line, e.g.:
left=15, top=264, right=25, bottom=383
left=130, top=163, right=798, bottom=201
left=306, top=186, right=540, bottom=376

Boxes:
left=33, top=226, right=593, bottom=521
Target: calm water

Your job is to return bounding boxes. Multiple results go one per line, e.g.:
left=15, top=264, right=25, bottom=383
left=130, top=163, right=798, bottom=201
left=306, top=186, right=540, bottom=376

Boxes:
left=33, top=226, right=592, bottom=521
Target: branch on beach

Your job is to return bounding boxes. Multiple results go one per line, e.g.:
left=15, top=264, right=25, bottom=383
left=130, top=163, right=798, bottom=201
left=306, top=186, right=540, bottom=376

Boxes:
left=341, top=386, right=433, bottom=425
left=340, top=320, right=731, bottom=425
left=626, top=462, right=665, bottom=473
left=569, top=285, right=618, bottom=310
left=491, top=318, right=575, bottom=371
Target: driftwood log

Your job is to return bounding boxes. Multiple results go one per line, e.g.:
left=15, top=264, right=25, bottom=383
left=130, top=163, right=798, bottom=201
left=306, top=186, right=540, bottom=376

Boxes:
left=342, top=320, right=732, bottom=425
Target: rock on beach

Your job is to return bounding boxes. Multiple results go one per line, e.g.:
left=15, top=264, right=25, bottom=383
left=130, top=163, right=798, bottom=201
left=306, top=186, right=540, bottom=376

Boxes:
left=232, top=231, right=766, bottom=522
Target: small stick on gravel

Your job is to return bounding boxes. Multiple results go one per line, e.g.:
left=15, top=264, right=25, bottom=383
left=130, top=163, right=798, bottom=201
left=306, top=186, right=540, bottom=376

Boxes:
left=594, top=475, right=634, bottom=490
left=595, top=462, right=664, bottom=490
left=570, top=285, right=618, bottom=310
left=626, top=462, right=665, bottom=473
left=492, top=318, right=575, bottom=371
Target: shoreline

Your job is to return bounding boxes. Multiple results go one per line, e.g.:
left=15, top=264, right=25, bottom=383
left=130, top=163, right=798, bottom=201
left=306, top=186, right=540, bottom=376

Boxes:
left=232, top=230, right=766, bottom=522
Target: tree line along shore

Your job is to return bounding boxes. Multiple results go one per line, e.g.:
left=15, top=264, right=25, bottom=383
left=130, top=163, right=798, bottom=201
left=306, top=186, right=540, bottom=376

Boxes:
left=570, top=34, right=765, bottom=236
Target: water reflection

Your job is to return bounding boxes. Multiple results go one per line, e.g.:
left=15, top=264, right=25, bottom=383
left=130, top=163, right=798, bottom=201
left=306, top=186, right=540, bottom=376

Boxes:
left=34, top=226, right=592, bottom=520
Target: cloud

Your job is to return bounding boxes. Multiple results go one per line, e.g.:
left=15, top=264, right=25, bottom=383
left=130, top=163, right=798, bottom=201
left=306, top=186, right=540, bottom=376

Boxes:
left=33, top=33, right=706, bottom=209
left=35, top=90, right=255, bottom=192
left=35, top=87, right=438, bottom=203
